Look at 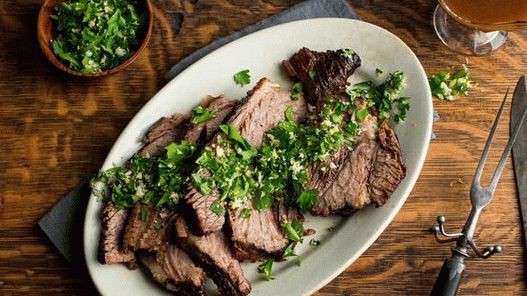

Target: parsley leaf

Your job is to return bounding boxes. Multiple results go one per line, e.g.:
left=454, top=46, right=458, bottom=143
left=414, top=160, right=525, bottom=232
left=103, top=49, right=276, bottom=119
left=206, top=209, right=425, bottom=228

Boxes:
left=165, top=141, right=195, bottom=163
left=283, top=242, right=297, bottom=258
left=219, top=124, right=250, bottom=150
left=339, top=48, right=355, bottom=57
left=140, top=206, right=148, bottom=222
left=257, top=259, right=274, bottom=281
left=291, top=82, right=303, bottom=101
left=376, top=68, right=384, bottom=75
left=191, top=106, right=216, bottom=124
left=233, top=69, right=251, bottom=86
left=297, top=189, right=317, bottom=213
left=282, top=220, right=304, bottom=243
left=429, top=65, right=472, bottom=101
left=240, top=208, right=252, bottom=218
left=308, top=70, right=318, bottom=79
left=209, top=200, right=225, bottom=217
left=355, top=108, right=369, bottom=122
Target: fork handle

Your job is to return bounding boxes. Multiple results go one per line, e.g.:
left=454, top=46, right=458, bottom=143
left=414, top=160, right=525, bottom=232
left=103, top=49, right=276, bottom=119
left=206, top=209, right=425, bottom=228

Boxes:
left=430, top=254, right=466, bottom=296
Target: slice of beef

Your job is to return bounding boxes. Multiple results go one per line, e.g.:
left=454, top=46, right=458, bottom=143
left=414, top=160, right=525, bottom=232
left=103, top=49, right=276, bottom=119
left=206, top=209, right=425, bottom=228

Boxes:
left=184, top=96, right=238, bottom=144
left=226, top=200, right=288, bottom=262
left=140, top=115, right=189, bottom=158
left=140, top=96, right=237, bottom=158
left=311, top=121, right=406, bottom=215
left=123, top=204, right=170, bottom=252
left=309, top=115, right=378, bottom=216
left=98, top=202, right=135, bottom=265
left=368, top=122, right=406, bottom=206
left=310, top=138, right=377, bottom=216
left=283, top=47, right=361, bottom=110
left=139, top=244, right=207, bottom=296
left=133, top=212, right=208, bottom=295
left=183, top=78, right=307, bottom=235
left=174, top=216, right=251, bottom=296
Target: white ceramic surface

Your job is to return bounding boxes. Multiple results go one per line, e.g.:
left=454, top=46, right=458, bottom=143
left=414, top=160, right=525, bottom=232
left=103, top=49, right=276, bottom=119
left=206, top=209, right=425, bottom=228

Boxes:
left=84, top=18, right=433, bottom=296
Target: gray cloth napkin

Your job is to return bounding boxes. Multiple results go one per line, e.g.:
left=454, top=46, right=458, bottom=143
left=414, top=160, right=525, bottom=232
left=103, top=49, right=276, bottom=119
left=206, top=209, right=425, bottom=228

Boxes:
left=38, top=0, right=359, bottom=263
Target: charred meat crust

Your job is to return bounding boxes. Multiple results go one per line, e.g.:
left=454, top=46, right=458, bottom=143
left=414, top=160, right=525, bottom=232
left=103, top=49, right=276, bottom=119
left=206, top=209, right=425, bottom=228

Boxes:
left=282, top=47, right=361, bottom=110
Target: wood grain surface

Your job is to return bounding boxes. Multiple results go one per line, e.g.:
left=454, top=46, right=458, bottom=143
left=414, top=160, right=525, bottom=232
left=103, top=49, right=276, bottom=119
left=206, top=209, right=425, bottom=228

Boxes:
left=1, top=0, right=526, bottom=295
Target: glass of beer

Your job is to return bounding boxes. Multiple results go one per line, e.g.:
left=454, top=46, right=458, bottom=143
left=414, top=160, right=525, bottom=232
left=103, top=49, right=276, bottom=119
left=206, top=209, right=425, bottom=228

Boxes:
left=433, top=0, right=527, bottom=55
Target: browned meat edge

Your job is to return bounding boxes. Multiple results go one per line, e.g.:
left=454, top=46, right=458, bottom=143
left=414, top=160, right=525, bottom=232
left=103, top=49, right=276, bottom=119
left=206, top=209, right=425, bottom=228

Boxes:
left=174, top=216, right=251, bottom=296
left=98, top=202, right=135, bottom=266
left=138, top=215, right=207, bottom=296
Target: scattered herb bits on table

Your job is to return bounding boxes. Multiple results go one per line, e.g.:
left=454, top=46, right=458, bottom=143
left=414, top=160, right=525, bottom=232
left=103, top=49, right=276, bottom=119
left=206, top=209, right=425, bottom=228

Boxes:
left=50, top=0, right=147, bottom=73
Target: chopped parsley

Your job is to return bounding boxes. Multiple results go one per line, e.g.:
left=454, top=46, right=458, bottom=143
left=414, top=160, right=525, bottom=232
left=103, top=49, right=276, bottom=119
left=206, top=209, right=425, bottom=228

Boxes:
left=140, top=206, right=148, bottom=222
left=355, top=108, right=369, bottom=122
left=91, top=140, right=196, bottom=210
left=191, top=106, right=216, bottom=125
left=209, top=201, right=226, bottom=217
left=347, top=71, right=410, bottom=123
left=282, top=242, right=302, bottom=266
left=233, top=69, right=251, bottom=86
left=291, top=82, right=303, bottom=101
left=283, top=243, right=297, bottom=258
left=297, top=189, right=317, bottom=213
left=429, top=65, right=472, bottom=101
left=240, top=208, right=252, bottom=218
left=308, top=70, right=318, bottom=79
left=50, top=0, right=146, bottom=73
left=282, top=220, right=304, bottom=243
left=191, top=99, right=363, bottom=214
left=339, top=48, right=355, bottom=57
left=375, top=68, right=384, bottom=75
left=257, top=259, right=274, bottom=281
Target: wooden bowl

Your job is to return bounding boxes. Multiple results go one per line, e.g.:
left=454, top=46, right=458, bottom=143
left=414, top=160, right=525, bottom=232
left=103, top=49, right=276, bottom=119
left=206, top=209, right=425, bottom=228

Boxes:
left=37, top=0, right=153, bottom=77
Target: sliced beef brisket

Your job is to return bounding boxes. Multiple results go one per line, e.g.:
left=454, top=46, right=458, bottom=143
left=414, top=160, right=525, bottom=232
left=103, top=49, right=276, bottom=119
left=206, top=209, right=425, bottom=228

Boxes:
left=368, top=122, right=406, bottom=206
left=174, top=216, right=251, bottom=296
left=282, top=47, right=361, bottom=110
left=226, top=200, right=288, bottom=262
left=183, top=78, right=307, bottom=235
left=139, top=244, right=207, bottom=295
left=123, top=204, right=170, bottom=252
left=140, top=96, right=237, bottom=158
left=184, top=96, right=238, bottom=145
left=140, top=115, right=189, bottom=158
left=284, top=48, right=405, bottom=215
left=311, top=122, right=406, bottom=215
left=98, top=202, right=135, bottom=265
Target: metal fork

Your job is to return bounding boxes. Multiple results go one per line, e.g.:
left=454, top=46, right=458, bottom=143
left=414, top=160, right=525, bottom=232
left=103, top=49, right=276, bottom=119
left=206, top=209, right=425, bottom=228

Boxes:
left=430, top=84, right=527, bottom=296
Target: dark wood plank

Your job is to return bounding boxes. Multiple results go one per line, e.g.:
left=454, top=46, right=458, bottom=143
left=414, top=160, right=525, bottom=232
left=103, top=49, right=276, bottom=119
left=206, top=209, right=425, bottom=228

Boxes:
left=0, top=0, right=525, bottom=295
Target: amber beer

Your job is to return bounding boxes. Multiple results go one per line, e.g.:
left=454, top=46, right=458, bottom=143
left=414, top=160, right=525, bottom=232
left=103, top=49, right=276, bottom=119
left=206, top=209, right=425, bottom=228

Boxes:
left=439, top=0, right=527, bottom=31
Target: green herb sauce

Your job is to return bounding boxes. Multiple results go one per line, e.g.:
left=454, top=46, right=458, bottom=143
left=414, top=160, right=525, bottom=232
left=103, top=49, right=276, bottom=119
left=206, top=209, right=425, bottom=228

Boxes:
left=50, top=0, right=146, bottom=73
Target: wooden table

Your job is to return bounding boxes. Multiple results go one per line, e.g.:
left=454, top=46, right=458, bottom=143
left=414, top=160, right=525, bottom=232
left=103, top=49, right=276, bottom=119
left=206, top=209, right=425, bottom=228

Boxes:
left=1, top=0, right=526, bottom=295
